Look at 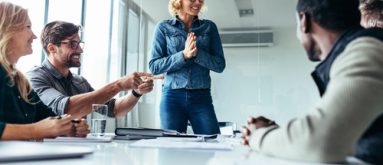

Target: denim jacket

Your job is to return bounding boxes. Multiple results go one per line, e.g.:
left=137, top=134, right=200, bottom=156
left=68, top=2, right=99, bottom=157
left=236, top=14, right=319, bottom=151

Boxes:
left=149, top=17, right=225, bottom=90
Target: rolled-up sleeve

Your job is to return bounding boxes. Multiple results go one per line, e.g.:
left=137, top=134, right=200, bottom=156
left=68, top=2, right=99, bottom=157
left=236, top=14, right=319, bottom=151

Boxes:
left=28, top=74, right=69, bottom=116
left=105, top=99, right=116, bottom=117
left=27, top=68, right=69, bottom=115
left=249, top=37, right=383, bottom=163
left=29, top=90, right=57, bottom=120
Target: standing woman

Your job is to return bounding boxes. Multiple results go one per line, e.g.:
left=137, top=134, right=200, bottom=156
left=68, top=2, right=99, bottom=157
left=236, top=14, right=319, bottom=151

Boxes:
left=0, top=2, right=89, bottom=140
left=149, top=0, right=225, bottom=134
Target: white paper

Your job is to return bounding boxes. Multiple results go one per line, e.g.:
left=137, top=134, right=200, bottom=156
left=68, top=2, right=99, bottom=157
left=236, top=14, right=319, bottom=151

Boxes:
left=156, top=137, right=206, bottom=142
left=129, top=139, right=233, bottom=151
left=43, top=136, right=113, bottom=143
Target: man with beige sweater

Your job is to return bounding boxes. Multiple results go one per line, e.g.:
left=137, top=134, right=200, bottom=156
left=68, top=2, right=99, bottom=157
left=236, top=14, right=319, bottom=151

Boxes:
left=242, top=0, right=383, bottom=164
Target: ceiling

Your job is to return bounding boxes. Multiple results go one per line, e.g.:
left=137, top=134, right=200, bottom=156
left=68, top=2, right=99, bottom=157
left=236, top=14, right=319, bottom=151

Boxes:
left=134, top=0, right=298, bottom=29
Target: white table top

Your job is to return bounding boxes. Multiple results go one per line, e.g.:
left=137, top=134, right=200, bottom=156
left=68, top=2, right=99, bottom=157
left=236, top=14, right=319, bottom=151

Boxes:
left=4, top=137, right=368, bottom=165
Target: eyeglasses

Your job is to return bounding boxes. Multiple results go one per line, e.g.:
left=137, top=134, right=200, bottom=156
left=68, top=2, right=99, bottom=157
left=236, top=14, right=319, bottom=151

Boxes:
left=59, top=40, right=84, bottom=50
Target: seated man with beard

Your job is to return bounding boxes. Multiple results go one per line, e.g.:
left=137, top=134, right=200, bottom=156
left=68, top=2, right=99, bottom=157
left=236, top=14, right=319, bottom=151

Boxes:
left=27, top=21, right=154, bottom=119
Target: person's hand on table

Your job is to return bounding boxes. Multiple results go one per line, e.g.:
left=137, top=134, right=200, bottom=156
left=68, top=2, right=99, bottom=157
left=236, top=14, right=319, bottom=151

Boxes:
left=242, top=116, right=277, bottom=146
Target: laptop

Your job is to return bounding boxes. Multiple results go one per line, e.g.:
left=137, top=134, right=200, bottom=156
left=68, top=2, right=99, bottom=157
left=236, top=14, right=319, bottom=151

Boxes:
left=0, top=141, right=93, bottom=162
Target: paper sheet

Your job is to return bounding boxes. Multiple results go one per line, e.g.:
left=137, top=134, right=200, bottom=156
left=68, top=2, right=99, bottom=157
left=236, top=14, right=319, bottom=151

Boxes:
left=43, top=135, right=113, bottom=143
left=129, top=139, right=233, bottom=151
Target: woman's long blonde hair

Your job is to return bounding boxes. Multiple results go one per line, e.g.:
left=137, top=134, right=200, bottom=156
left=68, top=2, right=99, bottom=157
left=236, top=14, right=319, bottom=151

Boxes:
left=168, top=0, right=207, bottom=16
left=0, top=2, right=32, bottom=103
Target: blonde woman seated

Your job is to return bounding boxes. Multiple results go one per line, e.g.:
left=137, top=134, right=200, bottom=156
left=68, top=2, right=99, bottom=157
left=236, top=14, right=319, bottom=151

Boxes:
left=0, top=2, right=89, bottom=140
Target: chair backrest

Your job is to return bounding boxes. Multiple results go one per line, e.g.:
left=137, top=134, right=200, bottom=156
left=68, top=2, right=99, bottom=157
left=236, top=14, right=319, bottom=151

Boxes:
left=187, top=121, right=237, bottom=136
left=218, top=121, right=236, bottom=136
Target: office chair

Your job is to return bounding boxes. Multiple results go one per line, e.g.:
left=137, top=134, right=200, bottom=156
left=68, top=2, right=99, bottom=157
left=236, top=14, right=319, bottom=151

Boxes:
left=187, top=121, right=239, bottom=136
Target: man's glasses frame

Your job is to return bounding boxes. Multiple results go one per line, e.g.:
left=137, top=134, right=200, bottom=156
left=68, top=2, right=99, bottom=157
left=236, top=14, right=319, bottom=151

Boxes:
left=59, top=40, right=85, bottom=50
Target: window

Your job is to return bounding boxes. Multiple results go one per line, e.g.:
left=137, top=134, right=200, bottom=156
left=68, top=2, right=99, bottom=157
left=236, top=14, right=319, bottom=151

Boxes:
left=126, top=9, right=140, bottom=74
left=47, top=0, right=82, bottom=24
left=144, top=20, right=157, bottom=104
left=7, top=0, right=45, bottom=73
left=109, top=0, right=127, bottom=83
left=81, top=0, right=112, bottom=88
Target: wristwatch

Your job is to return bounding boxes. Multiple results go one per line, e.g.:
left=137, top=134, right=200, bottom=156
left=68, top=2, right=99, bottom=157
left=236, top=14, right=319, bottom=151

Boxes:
left=131, top=90, right=142, bottom=98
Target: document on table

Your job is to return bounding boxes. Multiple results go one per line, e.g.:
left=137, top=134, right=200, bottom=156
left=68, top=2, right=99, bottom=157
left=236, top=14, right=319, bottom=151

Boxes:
left=43, top=136, right=113, bottom=143
left=129, top=139, right=233, bottom=151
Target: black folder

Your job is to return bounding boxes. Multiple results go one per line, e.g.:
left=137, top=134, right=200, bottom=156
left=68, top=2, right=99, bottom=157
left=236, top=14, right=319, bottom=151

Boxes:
left=114, top=127, right=217, bottom=140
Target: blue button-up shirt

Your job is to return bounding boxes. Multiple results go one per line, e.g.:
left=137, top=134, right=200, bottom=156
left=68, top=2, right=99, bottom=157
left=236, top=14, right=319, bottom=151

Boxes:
left=149, top=17, right=225, bottom=89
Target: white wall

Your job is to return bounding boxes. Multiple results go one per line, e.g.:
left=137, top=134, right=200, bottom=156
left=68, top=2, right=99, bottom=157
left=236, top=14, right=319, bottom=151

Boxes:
left=211, top=27, right=320, bottom=128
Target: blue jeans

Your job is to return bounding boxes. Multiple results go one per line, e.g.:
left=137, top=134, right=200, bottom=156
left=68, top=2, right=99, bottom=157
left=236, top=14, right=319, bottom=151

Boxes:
left=160, top=88, right=220, bottom=134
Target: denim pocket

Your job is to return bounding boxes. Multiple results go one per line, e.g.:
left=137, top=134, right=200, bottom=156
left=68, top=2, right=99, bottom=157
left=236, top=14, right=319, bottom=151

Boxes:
left=196, top=32, right=210, bottom=50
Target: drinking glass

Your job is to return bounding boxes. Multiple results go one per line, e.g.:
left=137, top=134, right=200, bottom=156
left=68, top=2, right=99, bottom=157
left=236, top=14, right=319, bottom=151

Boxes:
left=90, top=104, right=108, bottom=136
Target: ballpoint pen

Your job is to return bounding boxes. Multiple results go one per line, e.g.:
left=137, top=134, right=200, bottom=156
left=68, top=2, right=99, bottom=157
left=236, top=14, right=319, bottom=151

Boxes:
left=56, top=115, right=81, bottom=123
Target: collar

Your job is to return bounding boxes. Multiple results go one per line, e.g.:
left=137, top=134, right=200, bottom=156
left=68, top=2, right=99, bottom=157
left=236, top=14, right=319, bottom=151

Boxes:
left=311, top=26, right=365, bottom=96
left=315, top=26, right=364, bottom=70
left=42, top=59, right=73, bottom=80
left=170, top=16, right=201, bottom=26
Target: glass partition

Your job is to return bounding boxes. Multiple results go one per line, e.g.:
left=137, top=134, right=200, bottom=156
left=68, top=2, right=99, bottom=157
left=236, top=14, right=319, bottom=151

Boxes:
left=7, top=0, right=45, bottom=73
left=81, top=0, right=111, bottom=88
left=47, top=0, right=82, bottom=25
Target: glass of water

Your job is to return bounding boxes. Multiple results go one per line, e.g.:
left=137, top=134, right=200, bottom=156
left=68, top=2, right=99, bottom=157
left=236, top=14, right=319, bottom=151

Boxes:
left=90, top=104, right=108, bottom=136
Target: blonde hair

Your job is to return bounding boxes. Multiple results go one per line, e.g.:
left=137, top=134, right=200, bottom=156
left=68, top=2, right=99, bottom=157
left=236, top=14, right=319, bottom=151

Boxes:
left=168, top=0, right=207, bottom=16
left=0, top=2, right=32, bottom=103
left=360, top=0, right=383, bottom=28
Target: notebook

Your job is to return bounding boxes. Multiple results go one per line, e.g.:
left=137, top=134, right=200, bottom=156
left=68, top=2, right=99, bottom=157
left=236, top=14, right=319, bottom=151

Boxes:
left=115, top=127, right=218, bottom=140
left=115, top=127, right=179, bottom=137
left=0, top=141, right=93, bottom=162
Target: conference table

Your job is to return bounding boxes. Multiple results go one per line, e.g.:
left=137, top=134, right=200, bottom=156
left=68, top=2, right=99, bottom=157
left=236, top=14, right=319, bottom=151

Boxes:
left=6, top=136, right=368, bottom=165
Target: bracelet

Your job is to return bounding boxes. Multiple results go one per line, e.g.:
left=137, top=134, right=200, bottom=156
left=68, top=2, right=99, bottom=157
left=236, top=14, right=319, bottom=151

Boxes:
left=131, top=90, right=142, bottom=98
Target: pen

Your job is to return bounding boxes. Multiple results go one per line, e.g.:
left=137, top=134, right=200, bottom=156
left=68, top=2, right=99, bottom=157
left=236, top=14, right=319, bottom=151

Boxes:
left=152, top=75, right=164, bottom=80
left=140, top=75, right=164, bottom=81
left=55, top=115, right=81, bottom=123
left=71, top=119, right=81, bottom=124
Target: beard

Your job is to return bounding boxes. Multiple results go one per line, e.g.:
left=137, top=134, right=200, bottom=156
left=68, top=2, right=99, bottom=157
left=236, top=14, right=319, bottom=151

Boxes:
left=65, top=53, right=81, bottom=67
left=305, top=39, right=321, bottom=62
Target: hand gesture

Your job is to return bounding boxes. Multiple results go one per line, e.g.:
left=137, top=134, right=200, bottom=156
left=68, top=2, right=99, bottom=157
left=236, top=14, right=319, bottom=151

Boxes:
left=152, top=74, right=165, bottom=80
left=32, top=114, right=73, bottom=139
left=242, top=116, right=277, bottom=146
left=119, top=72, right=153, bottom=90
left=182, top=32, right=198, bottom=60
left=135, top=78, right=154, bottom=95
